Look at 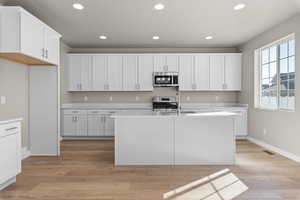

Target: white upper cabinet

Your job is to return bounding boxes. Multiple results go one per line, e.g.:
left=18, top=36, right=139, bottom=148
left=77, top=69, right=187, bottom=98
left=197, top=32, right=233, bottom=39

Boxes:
left=20, top=11, right=45, bottom=61
left=44, top=26, right=60, bottom=65
left=224, top=54, right=242, bottom=91
left=0, top=7, right=61, bottom=66
left=138, top=55, right=154, bottom=91
left=194, top=55, right=210, bottom=90
left=209, top=55, right=225, bottom=90
left=154, top=55, right=179, bottom=72
left=107, top=55, right=123, bottom=91
left=68, top=55, right=92, bottom=91
left=67, top=53, right=241, bottom=92
left=123, top=55, right=138, bottom=91
left=179, top=54, right=210, bottom=91
left=179, top=55, right=194, bottom=91
left=92, top=55, right=107, bottom=91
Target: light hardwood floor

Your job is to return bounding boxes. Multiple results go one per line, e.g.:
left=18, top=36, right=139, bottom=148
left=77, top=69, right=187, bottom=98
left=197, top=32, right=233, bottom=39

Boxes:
left=1, top=140, right=300, bottom=200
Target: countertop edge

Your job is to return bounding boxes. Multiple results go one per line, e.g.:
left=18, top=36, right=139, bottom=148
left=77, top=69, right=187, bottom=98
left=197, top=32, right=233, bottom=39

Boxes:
left=0, top=118, right=23, bottom=125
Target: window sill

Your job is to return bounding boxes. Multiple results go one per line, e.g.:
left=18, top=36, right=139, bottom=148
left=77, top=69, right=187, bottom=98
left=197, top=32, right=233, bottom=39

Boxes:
left=254, top=107, right=295, bottom=113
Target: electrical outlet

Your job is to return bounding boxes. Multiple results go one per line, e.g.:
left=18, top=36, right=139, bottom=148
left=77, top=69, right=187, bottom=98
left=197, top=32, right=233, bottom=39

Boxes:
left=215, top=95, right=219, bottom=102
left=263, top=128, right=267, bottom=135
left=109, top=96, right=113, bottom=101
left=135, top=96, right=140, bottom=101
left=0, top=96, right=6, bottom=105
left=186, top=96, right=190, bottom=101
left=84, top=96, right=88, bottom=101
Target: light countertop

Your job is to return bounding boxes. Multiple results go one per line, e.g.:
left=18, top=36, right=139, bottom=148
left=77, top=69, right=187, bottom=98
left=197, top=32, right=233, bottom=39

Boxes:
left=61, top=103, right=248, bottom=110
left=112, top=111, right=237, bottom=118
left=0, top=117, right=23, bottom=125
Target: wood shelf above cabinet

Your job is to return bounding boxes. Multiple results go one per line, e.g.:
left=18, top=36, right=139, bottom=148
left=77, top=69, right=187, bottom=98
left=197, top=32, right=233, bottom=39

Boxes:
left=0, top=53, right=56, bottom=66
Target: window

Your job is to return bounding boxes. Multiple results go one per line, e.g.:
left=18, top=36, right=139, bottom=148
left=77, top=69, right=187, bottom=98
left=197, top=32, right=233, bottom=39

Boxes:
left=255, top=34, right=296, bottom=111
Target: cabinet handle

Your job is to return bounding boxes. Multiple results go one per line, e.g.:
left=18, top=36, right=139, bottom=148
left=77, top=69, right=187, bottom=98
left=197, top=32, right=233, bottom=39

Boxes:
left=135, top=83, right=140, bottom=90
left=5, top=127, right=17, bottom=131
left=80, top=84, right=82, bottom=90
left=222, top=83, right=227, bottom=90
left=192, top=84, right=197, bottom=90
left=46, top=49, right=48, bottom=59
left=42, top=48, right=45, bottom=58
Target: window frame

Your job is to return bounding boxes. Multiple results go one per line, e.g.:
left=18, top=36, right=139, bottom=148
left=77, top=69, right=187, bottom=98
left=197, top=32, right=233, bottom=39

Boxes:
left=254, top=33, right=296, bottom=112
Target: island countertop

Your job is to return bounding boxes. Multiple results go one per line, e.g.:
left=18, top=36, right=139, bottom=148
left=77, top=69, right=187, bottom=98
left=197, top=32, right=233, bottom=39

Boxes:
left=112, top=111, right=237, bottom=118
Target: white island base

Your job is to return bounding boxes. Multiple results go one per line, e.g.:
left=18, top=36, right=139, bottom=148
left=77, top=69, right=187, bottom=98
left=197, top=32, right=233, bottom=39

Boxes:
left=114, top=112, right=236, bottom=166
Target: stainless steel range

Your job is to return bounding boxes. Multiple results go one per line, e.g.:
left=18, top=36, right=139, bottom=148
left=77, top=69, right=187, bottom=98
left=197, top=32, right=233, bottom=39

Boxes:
left=152, top=96, right=178, bottom=112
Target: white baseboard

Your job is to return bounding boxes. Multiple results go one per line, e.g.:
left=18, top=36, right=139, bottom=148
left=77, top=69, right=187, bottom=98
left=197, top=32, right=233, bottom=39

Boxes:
left=247, top=137, right=300, bottom=164
left=21, top=147, right=31, bottom=160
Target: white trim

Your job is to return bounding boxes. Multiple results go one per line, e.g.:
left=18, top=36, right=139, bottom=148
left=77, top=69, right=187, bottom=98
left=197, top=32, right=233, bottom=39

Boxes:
left=21, top=147, right=31, bottom=160
left=247, top=137, right=300, bottom=163
left=0, top=177, right=16, bottom=191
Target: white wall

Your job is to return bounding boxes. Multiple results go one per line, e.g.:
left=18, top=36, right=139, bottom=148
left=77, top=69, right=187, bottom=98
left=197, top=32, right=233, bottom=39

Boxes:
left=239, top=13, right=300, bottom=157
left=0, top=58, right=29, bottom=148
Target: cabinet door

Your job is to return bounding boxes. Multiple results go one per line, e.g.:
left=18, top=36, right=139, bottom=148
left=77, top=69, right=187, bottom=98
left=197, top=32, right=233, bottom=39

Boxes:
left=44, top=26, right=60, bottom=65
left=166, top=55, right=179, bottom=72
left=20, top=11, right=45, bottom=60
left=80, top=55, right=93, bottom=91
left=105, top=115, right=115, bottom=136
left=194, top=54, right=210, bottom=90
left=179, top=55, right=194, bottom=91
left=107, top=55, right=123, bottom=91
left=153, top=55, right=165, bottom=71
left=0, top=134, right=19, bottom=183
left=68, top=55, right=92, bottom=91
left=88, top=115, right=105, bottom=136
left=68, top=55, right=81, bottom=91
left=224, top=54, right=241, bottom=91
left=123, top=55, right=138, bottom=91
left=62, top=115, right=76, bottom=136
left=138, top=55, right=154, bottom=91
left=76, top=115, right=88, bottom=136
left=93, top=55, right=107, bottom=91
left=235, top=111, right=248, bottom=137
left=209, top=55, right=225, bottom=90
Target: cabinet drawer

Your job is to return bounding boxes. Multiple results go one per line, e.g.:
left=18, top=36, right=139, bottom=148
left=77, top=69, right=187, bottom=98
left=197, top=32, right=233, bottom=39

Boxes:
left=63, top=110, right=87, bottom=115
left=0, top=122, right=21, bottom=137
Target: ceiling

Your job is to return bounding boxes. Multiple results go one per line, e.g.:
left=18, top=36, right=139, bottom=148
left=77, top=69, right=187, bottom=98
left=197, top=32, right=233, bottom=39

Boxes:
left=3, top=0, right=300, bottom=48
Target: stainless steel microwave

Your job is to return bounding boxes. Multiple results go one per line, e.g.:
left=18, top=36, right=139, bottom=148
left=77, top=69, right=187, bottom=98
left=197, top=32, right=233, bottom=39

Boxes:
left=153, top=72, right=179, bottom=87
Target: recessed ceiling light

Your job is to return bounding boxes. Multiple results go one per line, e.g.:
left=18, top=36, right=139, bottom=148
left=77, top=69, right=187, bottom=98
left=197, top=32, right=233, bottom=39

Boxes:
left=234, top=3, right=246, bottom=10
left=153, top=36, right=160, bottom=40
left=154, top=3, right=165, bottom=10
left=73, top=3, right=84, bottom=10
left=99, top=35, right=107, bottom=40
left=205, top=36, right=213, bottom=40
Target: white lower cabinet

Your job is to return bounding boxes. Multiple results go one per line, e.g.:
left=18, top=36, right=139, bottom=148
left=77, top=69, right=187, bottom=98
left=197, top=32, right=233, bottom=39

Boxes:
left=88, top=115, right=106, bottom=136
left=234, top=110, right=248, bottom=137
left=0, top=120, right=22, bottom=190
left=62, top=110, right=88, bottom=137
left=62, top=110, right=115, bottom=137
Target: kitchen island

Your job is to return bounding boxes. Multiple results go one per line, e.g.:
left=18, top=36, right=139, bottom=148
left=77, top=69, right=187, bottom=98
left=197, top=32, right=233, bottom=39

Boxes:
left=113, top=111, right=237, bottom=166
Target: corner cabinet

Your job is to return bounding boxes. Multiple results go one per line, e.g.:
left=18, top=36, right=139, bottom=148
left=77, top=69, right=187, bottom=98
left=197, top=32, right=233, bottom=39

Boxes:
left=0, top=6, right=61, bottom=66
left=179, top=54, right=241, bottom=91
